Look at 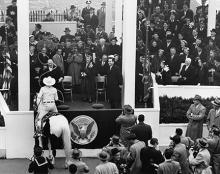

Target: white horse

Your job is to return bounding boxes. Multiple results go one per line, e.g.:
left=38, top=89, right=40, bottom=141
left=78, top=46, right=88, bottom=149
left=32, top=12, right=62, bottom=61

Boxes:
left=33, top=97, right=71, bottom=168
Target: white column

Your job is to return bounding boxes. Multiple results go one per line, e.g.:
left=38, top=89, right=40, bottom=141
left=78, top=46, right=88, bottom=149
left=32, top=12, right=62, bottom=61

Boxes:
left=115, top=0, right=123, bottom=42
left=17, top=0, right=30, bottom=110
left=122, top=0, right=137, bottom=108
left=105, top=0, right=113, bottom=35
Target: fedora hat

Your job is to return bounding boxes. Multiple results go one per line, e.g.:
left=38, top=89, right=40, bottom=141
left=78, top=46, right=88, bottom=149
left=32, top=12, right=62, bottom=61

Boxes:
left=64, top=27, right=71, bottom=32
left=193, top=94, right=202, bottom=101
left=70, top=5, right=76, bottom=9
left=98, top=151, right=110, bottom=161
left=111, top=135, right=120, bottom=144
left=72, top=148, right=82, bottom=159
left=211, top=28, right=216, bottom=33
left=198, top=138, right=208, bottom=148
left=86, top=0, right=92, bottom=4
left=43, top=76, right=56, bottom=86
left=212, top=98, right=220, bottom=107
left=101, top=2, right=106, bottom=6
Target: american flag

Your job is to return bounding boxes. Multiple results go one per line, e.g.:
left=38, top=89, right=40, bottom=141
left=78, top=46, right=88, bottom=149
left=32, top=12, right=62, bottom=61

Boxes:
left=1, top=50, right=12, bottom=101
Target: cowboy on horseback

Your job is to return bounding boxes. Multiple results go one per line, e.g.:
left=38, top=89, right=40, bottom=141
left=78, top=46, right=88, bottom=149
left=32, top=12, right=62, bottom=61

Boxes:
left=35, top=76, right=58, bottom=136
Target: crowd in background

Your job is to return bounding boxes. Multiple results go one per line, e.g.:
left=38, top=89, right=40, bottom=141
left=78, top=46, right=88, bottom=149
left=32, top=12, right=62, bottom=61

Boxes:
left=32, top=103, right=220, bottom=174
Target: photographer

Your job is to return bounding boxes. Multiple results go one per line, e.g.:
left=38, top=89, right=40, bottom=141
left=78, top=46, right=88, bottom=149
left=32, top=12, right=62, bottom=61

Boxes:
left=207, top=127, right=220, bottom=174
left=189, top=138, right=212, bottom=174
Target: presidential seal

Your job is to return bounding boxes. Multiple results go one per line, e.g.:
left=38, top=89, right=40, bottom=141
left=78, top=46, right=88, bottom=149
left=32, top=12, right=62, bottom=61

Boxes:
left=70, top=115, right=98, bottom=145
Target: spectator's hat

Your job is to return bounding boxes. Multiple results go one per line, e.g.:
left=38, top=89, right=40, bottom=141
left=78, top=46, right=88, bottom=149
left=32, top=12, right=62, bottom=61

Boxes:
left=126, top=133, right=136, bottom=140
left=64, top=27, right=71, bottom=32
left=198, top=138, right=208, bottom=148
left=111, top=148, right=121, bottom=156
left=43, top=76, right=56, bottom=86
left=211, top=28, right=216, bottom=33
left=98, top=151, right=110, bottom=161
left=212, top=127, right=220, bottom=135
left=193, top=94, right=202, bottom=101
left=70, top=5, right=76, bottom=9
left=110, top=37, right=117, bottom=41
left=101, top=2, right=106, bottom=6
left=111, top=135, right=120, bottom=144
left=150, top=138, right=159, bottom=145
left=86, top=0, right=92, bottom=4
left=29, top=35, right=34, bottom=38
left=108, top=55, right=114, bottom=59
left=12, top=0, right=16, bottom=3
left=123, top=104, right=133, bottom=114
left=69, top=164, right=77, bottom=174
left=72, top=148, right=82, bottom=159
left=212, top=98, right=220, bottom=107
left=35, top=23, right=42, bottom=29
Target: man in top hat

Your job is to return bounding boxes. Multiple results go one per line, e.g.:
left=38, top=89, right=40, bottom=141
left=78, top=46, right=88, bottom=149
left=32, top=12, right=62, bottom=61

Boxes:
left=6, top=0, right=17, bottom=30
left=36, top=76, right=58, bottom=134
left=94, top=151, right=119, bottom=174
left=97, top=2, right=106, bottom=28
left=207, top=98, right=220, bottom=131
left=82, top=0, right=93, bottom=20
left=189, top=138, right=212, bottom=174
left=185, top=94, right=206, bottom=141
left=68, top=148, right=89, bottom=173
left=60, top=27, right=74, bottom=43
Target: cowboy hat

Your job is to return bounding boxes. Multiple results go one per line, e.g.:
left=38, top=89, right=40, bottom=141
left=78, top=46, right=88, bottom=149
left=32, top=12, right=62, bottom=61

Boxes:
left=198, top=138, right=208, bottom=148
left=43, top=76, right=56, bottom=86
left=211, top=98, right=220, bottom=107
left=193, top=94, right=202, bottom=101
left=72, top=148, right=82, bottom=159
left=64, top=27, right=71, bottom=32
left=98, top=151, right=110, bottom=161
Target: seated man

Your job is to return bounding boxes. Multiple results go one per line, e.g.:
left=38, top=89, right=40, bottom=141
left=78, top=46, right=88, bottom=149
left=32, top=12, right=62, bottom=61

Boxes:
left=36, top=76, right=58, bottom=136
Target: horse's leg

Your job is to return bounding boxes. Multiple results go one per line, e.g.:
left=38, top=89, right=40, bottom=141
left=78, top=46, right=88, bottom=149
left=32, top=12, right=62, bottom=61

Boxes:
left=62, top=126, right=72, bottom=169
left=48, top=138, right=55, bottom=165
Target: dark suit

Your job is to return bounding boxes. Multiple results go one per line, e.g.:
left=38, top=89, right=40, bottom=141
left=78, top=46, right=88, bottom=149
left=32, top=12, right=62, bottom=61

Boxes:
left=81, top=7, right=92, bottom=19
left=96, top=44, right=109, bottom=60
left=6, top=5, right=17, bottom=30
left=140, top=146, right=164, bottom=174
left=166, top=54, right=182, bottom=76
left=107, top=65, right=123, bottom=108
left=131, top=122, right=152, bottom=146
left=83, top=14, right=98, bottom=31
left=32, top=30, right=43, bottom=41
left=109, top=44, right=120, bottom=56
left=178, top=64, right=195, bottom=85
left=59, top=34, right=74, bottom=43
left=96, top=61, right=109, bottom=76
left=96, top=31, right=109, bottom=41
left=180, top=9, right=194, bottom=22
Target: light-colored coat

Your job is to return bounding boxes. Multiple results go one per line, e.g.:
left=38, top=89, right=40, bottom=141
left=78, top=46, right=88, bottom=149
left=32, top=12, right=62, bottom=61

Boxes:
left=207, top=108, right=220, bottom=130
left=52, top=54, right=64, bottom=73
left=186, top=103, right=206, bottom=141
left=189, top=148, right=212, bottom=174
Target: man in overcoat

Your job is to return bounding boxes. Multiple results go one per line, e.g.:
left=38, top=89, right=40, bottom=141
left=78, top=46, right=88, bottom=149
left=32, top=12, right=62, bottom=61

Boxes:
left=185, top=94, right=206, bottom=141
left=207, top=98, right=220, bottom=131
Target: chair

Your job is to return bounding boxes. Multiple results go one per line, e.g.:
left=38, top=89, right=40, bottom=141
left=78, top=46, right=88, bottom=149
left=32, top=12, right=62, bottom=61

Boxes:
left=95, top=75, right=107, bottom=103
left=62, top=76, right=73, bottom=102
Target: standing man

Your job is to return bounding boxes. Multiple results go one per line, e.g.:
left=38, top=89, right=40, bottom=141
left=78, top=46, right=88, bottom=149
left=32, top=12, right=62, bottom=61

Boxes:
left=185, top=94, right=206, bottom=141
left=207, top=127, right=220, bottom=174
left=126, top=134, right=146, bottom=174
left=52, top=48, right=64, bottom=74
left=140, top=138, right=164, bottom=174
left=6, top=0, right=17, bottom=30
left=131, top=114, right=152, bottom=146
left=97, top=2, right=106, bottom=28
left=60, top=27, right=74, bottom=43
left=94, top=151, right=119, bottom=174
left=82, top=0, right=93, bottom=20
left=107, top=57, right=123, bottom=108
left=83, top=8, right=98, bottom=32
left=207, top=98, right=220, bottom=131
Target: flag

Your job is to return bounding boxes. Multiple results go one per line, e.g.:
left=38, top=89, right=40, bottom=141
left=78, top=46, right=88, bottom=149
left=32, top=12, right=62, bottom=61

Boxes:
left=2, top=51, right=12, bottom=101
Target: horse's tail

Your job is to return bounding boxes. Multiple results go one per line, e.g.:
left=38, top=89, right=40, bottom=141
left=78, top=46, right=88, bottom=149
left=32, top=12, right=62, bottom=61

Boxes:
left=62, top=124, right=72, bottom=162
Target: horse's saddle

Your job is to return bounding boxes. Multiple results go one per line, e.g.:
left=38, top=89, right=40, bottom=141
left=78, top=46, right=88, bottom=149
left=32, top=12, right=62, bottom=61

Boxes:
left=42, top=112, right=60, bottom=123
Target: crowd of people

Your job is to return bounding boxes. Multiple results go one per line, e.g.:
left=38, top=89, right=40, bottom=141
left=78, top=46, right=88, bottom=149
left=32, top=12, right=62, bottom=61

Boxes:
left=29, top=2, right=123, bottom=109
left=28, top=102, right=220, bottom=174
